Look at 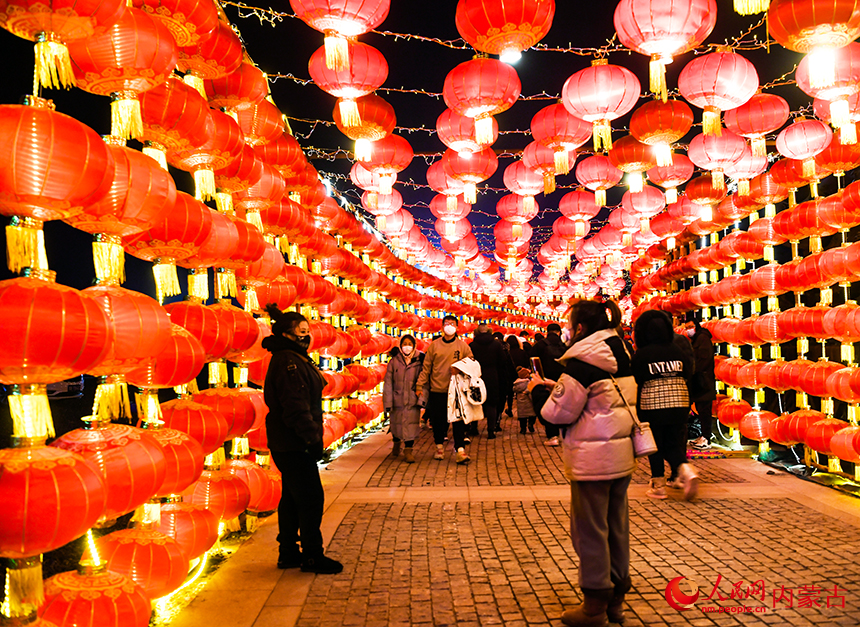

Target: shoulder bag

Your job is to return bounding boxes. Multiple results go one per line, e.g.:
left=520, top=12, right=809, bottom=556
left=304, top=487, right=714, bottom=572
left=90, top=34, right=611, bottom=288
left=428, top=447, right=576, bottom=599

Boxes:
left=610, top=376, right=658, bottom=458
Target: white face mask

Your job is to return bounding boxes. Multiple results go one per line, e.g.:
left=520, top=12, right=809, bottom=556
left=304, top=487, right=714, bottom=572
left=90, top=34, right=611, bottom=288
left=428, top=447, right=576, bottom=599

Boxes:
left=401, top=345, right=414, bottom=355
left=443, top=325, right=457, bottom=337
left=686, top=328, right=696, bottom=338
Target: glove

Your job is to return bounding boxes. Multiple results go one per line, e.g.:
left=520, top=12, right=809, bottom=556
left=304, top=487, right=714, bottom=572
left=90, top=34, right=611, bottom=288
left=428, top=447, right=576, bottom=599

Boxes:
left=307, top=439, right=324, bottom=461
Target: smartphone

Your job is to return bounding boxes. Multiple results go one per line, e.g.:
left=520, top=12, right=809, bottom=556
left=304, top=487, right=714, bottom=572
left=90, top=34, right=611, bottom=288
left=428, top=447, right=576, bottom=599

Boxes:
left=530, top=356, right=545, bottom=380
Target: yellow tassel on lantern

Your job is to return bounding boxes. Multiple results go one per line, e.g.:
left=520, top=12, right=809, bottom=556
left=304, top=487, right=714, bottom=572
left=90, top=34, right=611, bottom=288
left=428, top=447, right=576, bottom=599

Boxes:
left=464, top=182, right=478, bottom=204
left=622, top=233, right=633, bottom=247
left=840, top=122, right=858, bottom=145
left=650, top=55, right=668, bottom=103
left=2, top=557, right=44, bottom=618
left=182, top=72, right=206, bottom=98
left=653, top=143, right=672, bottom=168
left=187, top=267, right=210, bottom=301
left=554, top=148, right=570, bottom=175
left=522, top=195, right=535, bottom=214
left=8, top=384, right=54, bottom=440
left=233, top=364, right=249, bottom=386
left=245, top=209, right=263, bottom=232
left=194, top=169, right=216, bottom=201
left=242, top=285, right=259, bottom=312
left=215, top=191, right=234, bottom=214
left=288, top=191, right=301, bottom=203
left=750, top=136, right=767, bottom=157
left=700, top=205, right=713, bottom=222
left=733, top=0, right=769, bottom=14
left=592, top=119, right=612, bottom=152
left=542, top=172, right=556, bottom=196
left=738, top=179, right=751, bottom=196
left=110, top=94, right=143, bottom=140
left=595, top=189, right=606, bottom=207
left=245, top=513, right=259, bottom=533
left=512, top=223, right=523, bottom=239
left=142, top=142, right=168, bottom=170
left=208, top=360, right=229, bottom=387
left=808, top=46, right=837, bottom=89
left=93, top=375, right=131, bottom=423
left=446, top=195, right=458, bottom=212
left=355, top=138, right=372, bottom=161
left=702, top=106, right=722, bottom=135
left=34, top=33, right=74, bottom=91
left=665, top=188, right=678, bottom=204
left=627, top=171, right=644, bottom=193
left=152, top=259, right=181, bottom=303
left=710, top=169, right=725, bottom=191
left=378, top=174, right=395, bottom=196
left=376, top=215, right=387, bottom=231
left=338, top=98, right=361, bottom=127
left=831, top=97, right=851, bottom=129
left=92, top=235, right=126, bottom=284
left=474, top=115, right=494, bottom=145
left=135, top=388, right=163, bottom=427
left=802, top=158, right=816, bottom=180
left=640, top=217, right=651, bottom=234
left=324, top=31, right=349, bottom=71
left=278, top=236, right=290, bottom=254
left=6, top=216, right=47, bottom=274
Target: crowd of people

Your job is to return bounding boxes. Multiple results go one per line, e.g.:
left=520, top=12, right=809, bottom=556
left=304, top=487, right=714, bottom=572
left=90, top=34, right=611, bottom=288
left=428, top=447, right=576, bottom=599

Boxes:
left=260, top=298, right=717, bottom=626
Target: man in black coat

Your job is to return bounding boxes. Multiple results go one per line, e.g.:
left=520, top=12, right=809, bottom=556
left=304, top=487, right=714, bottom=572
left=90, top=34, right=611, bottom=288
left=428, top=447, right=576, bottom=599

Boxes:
left=685, top=315, right=717, bottom=450
left=531, top=323, right=567, bottom=446
left=471, top=325, right=511, bottom=438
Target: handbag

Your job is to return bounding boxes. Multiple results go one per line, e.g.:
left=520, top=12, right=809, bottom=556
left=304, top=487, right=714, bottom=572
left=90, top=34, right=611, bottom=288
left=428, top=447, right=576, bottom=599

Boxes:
left=610, top=376, right=658, bottom=458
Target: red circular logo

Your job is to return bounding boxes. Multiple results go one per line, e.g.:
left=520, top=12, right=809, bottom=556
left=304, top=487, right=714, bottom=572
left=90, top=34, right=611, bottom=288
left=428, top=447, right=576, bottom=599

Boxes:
left=665, top=576, right=700, bottom=611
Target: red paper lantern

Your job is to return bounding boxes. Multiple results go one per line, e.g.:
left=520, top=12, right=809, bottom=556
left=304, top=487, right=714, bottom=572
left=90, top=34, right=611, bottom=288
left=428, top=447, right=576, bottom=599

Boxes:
left=806, top=418, right=850, bottom=454
left=724, top=93, right=790, bottom=157
left=333, top=93, right=396, bottom=160
left=235, top=99, right=284, bottom=147
left=68, top=8, right=178, bottom=139
left=648, top=154, right=695, bottom=204
left=224, top=458, right=273, bottom=514
left=364, top=133, right=413, bottom=194
left=442, top=147, right=499, bottom=204
left=455, top=0, right=554, bottom=58
left=193, top=387, right=266, bottom=439
left=629, top=99, right=694, bottom=168
left=717, top=399, right=752, bottom=428
left=205, top=61, right=267, bottom=112
left=562, top=59, right=641, bottom=151
left=678, top=50, right=759, bottom=134
left=157, top=501, right=219, bottom=560
left=739, top=410, right=776, bottom=442
left=688, top=130, right=747, bottom=191
left=41, top=568, right=150, bottom=627
left=160, top=398, right=229, bottom=455
left=131, top=0, right=217, bottom=47
left=826, top=367, right=860, bottom=402
left=210, top=299, right=262, bottom=355
left=437, top=108, right=498, bottom=158
left=830, top=425, right=860, bottom=462
left=185, top=468, right=251, bottom=520
left=575, top=155, right=624, bottom=207
left=799, top=360, right=844, bottom=397
left=125, top=323, right=206, bottom=388
left=177, top=20, right=242, bottom=88
left=530, top=102, right=592, bottom=174
left=255, top=132, right=306, bottom=179
left=97, top=528, right=188, bottom=598
left=140, top=76, right=211, bottom=167
left=776, top=118, right=833, bottom=179
left=148, top=427, right=204, bottom=497
left=165, top=301, right=232, bottom=362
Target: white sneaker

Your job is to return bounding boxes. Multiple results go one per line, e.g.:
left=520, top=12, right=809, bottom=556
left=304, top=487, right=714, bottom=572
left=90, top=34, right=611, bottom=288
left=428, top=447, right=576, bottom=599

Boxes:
left=455, top=448, right=470, bottom=464
left=691, top=437, right=711, bottom=450
left=646, top=478, right=668, bottom=499
left=678, top=463, right=699, bottom=501
left=433, top=445, right=444, bottom=460
left=543, top=436, right=560, bottom=447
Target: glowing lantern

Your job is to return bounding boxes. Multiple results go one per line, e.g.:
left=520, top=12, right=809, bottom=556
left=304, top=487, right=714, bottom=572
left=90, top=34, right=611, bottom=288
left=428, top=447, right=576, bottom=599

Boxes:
left=796, top=41, right=860, bottom=143
left=614, top=0, right=716, bottom=101
left=235, top=99, right=284, bottom=147
left=442, top=147, right=498, bottom=204
left=177, top=20, right=242, bottom=95
left=629, top=99, right=693, bottom=167
left=562, top=59, right=641, bottom=151
left=139, top=76, right=211, bottom=169
left=647, top=153, right=694, bottom=204
left=364, top=133, right=413, bottom=195
left=157, top=501, right=218, bottom=560
left=437, top=108, right=498, bottom=157
left=496, top=194, right=539, bottom=239
left=185, top=466, right=251, bottom=520
left=776, top=118, right=833, bottom=178
left=530, top=102, right=593, bottom=174
left=455, top=0, right=554, bottom=61
left=621, top=185, right=666, bottom=233
left=503, top=161, right=543, bottom=212
left=193, top=388, right=265, bottom=440
left=725, top=148, right=768, bottom=196
left=650, top=212, right=684, bottom=248
left=205, top=61, right=267, bottom=112
left=806, top=418, right=850, bottom=454
left=96, top=528, right=187, bottom=598
left=739, top=410, right=776, bottom=443
left=333, top=93, right=396, bottom=161
left=685, top=174, right=727, bottom=220
left=523, top=140, right=568, bottom=194
left=41, top=566, right=150, bottom=627
left=160, top=398, right=229, bottom=455
left=677, top=49, right=759, bottom=135
left=717, top=399, right=752, bottom=428
left=724, top=92, right=790, bottom=157
left=442, top=56, right=521, bottom=145
left=687, top=130, right=747, bottom=191
left=68, top=8, right=177, bottom=139
left=255, top=132, right=306, bottom=179
left=575, top=154, right=623, bottom=206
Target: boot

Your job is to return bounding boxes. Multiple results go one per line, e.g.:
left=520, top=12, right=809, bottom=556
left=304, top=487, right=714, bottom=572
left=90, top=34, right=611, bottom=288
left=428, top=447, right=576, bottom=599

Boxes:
left=519, top=417, right=527, bottom=434
left=528, top=417, right=536, bottom=433
left=403, top=448, right=415, bottom=463
left=678, top=463, right=699, bottom=501
left=561, top=588, right=613, bottom=627
left=392, top=439, right=401, bottom=457
left=646, top=477, right=667, bottom=500
left=607, top=576, right=632, bottom=624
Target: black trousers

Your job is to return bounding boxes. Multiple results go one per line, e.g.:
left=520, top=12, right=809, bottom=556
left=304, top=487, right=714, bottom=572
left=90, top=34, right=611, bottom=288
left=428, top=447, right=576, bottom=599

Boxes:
left=694, top=400, right=713, bottom=441
left=427, top=391, right=466, bottom=448
left=270, top=449, right=325, bottom=558
left=647, top=412, right=689, bottom=478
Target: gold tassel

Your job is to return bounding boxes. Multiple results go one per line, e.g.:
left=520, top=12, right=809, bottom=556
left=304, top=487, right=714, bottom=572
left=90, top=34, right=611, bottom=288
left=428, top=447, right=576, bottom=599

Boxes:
left=841, top=123, right=858, bottom=145
left=628, top=171, right=644, bottom=193
left=733, top=0, right=769, bottom=14
left=522, top=195, right=535, bottom=213
left=464, top=182, right=478, bottom=204
left=653, top=143, right=672, bottom=168
left=187, top=378, right=200, bottom=395
left=182, top=73, right=206, bottom=98
left=592, top=119, right=612, bottom=152
left=153, top=260, right=181, bottom=303
left=6, top=217, right=47, bottom=274
left=666, top=236, right=676, bottom=249
left=215, top=191, right=234, bottom=214
left=354, top=139, right=371, bottom=161
left=650, top=55, right=668, bottom=103
left=215, top=268, right=237, bottom=299
left=8, top=384, right=54, bottom=439
left=443, top=220, right=455, bottom=239
left=208, top=360, right=228, bottom=387
left=142, top=143, right=168, bottom=170
left=702, top=106, right=722, bottom=135
left=623, top=233, right=633, bottom=247
left=710, top=169, right=725, bottom=191
left=802, top=158, right=816, bottom=180
left=324, top=31, right=349, bottom=71
left=93, top=376, right=131, bottom=422
left=640, top=217, right=651, bottom=234
left=187, top=267, right=210, bottom=301
left=365, top=191, right=378, bottom=210
left=3, top=557, right=43, bottom=618
left=751, top=136, right=767, bottom=157
left=700, top=205, right=713, bottom=222
left=554, top=149, right=569, bottom=175
left=233, top=365, right=249, bottom=386
left=230, top=436, right=250, bottom=458
left=225, top=517, right=241, bottom=532
left=789, top=189, right=797, bottom=207
left=595, top=189, right=606, bottom=207
left=542, top=172, right=556, bottom=196
left=245, top=513, right=258, bottom=533
left=738, top=179, right=750, bottom=196
left=665, top=188, right=678, bottom=204
left=110, top=95, right=143, bottom=140
left=194, top=169, right=216, bottom=201
left=446, top=195, right=457, bottom=212
left=34, top=34, right=74, bottom=91
left=338, top=99, right=361, bottom=127
left=135, top=388, right=163, bottom=427
left=242, top=286, right=259, bottom=312
left=378, top=174, right=395, bottom=196
left=831, top=98, right=850, bottom=129
left=278, top=236, right=290, bottom=254
left=474, top=115, right=494, bottom=145
left=512, top=223, right=523, bottom=239
left=376, top=215, right=387, bottom=231
left=245, top=209, right=263, bottom=232
left=288, top=191, right=301, bottom=204
left=810, top=235, right=823, bottom=253
left=808, top=46, right=837, bottom=89
left=92, top=236, right=125, bottom=284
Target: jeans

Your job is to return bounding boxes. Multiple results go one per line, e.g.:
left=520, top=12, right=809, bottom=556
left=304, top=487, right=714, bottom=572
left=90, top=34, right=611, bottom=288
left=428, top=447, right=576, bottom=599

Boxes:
left=270, top=449, right=325, bottom=558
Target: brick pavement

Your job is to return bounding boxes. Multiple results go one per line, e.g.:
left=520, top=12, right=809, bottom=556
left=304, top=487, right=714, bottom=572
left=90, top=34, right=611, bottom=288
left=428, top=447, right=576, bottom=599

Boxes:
left=295, top=498, right=860, bottom=627
left=366, top=419, right=748, bottom=488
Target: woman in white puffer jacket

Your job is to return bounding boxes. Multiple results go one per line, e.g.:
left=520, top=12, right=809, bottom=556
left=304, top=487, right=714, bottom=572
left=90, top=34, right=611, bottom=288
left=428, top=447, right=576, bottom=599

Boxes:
left=531, top=300, right=637, bottom=627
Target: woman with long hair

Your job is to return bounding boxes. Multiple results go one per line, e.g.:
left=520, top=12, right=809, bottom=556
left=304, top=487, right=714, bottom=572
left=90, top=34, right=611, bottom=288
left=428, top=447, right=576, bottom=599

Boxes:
left=532, top=300, right=637, bottom=627
left=383, top=334, right=424, bottom=462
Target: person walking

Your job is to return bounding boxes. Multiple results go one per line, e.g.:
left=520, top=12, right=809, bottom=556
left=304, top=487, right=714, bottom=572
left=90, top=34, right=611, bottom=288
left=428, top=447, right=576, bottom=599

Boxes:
left=507, top=335, right=530, bottom=371
left=512, top=366, right=537, bottom=434
left=471, top=325, right=508, bottom=438
left=631, top=310, right=698, bottom=501
left=383, top=335, right=424, bottom=463
left=493, top=331, right=516, bottom=419
left=532, top=322, right=567, bottom=447
left=532, top=300, right=636, bottom=627
left=416, top=315, right=473, bottom=463
left=262, top=304, right=343, bottom=575
left=686, top=315, right=717, bottom=450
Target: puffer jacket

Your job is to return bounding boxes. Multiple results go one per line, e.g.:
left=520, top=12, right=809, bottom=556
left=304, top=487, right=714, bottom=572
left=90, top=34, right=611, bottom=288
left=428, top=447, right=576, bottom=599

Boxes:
left=539, top=329, right=637, bottom=482
left=383, top=350, right=424, bottom=410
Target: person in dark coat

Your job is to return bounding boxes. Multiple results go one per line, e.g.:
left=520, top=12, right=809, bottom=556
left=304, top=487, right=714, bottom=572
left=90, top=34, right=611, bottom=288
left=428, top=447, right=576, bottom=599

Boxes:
left=383, top=335, right=424, bottom=463
left=519, top=330, right=533, bottom=356
left=631, top=310, right=698, bottom=501
left=263, top=304, right=342, bottom=575
left=507, top=335, right=530, bottom=370
left=471, top=325, right=508, bottom=438
left=686, top=315, right=717, bottom=450
left=493, top=331, right=516, bottom=418
left=531, top=323, right=567, bottom=446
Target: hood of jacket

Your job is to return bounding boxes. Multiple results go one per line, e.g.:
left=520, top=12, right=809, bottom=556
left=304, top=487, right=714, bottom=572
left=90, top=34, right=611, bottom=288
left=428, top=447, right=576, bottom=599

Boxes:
left=472, top=332, right=495, bottom=348
left=452, top=357, right=482, bottom=379
left=694, top=326, right=713, bottom=342
left=557, top=328, right=621, bottom=374
left=262, top=334, right=307, bottom=356
left=633, top=310, right=674, bottom=348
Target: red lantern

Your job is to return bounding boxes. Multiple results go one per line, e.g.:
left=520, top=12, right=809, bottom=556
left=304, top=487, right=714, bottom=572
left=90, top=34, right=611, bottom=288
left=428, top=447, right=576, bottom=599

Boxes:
left=575, top=154, right=624, bottom=207
left=799, top=360, right=844, bottom=397
left=177, top=21, right=242, bottom=92
left=530, top=102, right=593, bottom=174
left=796, top=42, right=860, bottom=139
left=139, top=75, right=211, bottom=168
left=224, top=458, right=273, bottom=514
left=629, top=99, right=694, bottom=168
left=684, top=174, right=726, bottom=219
left=739, top=410, right=776, bottom=442
left=148, top=427, right=204, bottom=497
left=157, top=501, right=218, bottom=560
left=185, top=467, right=251, bottom=520
left=442, top=147, right=498, bottom=204
left=364, top=133, right=413, bottom=194
left=608, top=135, right=656, bottom=193
left=205, top=61, right=267, bottom=112
left=131, top=0, right=217, bottom=47
left=806, top=418, right=850, bottom=454
left=648, top=154, right=695, bottom=204
left=815, top=129, right=860, bottom=175
left=308, top=40, right=388, bottom=126
left=688, top=130, right=747, bottom=191
left=678, top=50, right=759, bottom=134
left=333, top=93, right=396, bottom=161
left=125, top=323, right=207, bottom=388
left=96, top=528, right=188, bottom=598
left=717, top=399, right=752, bottom=428
left=160, top=398, right=229, bottom=455
left=68, top=8, right=178, bottom=139
left=831, top=425, right=860, bottom=462
left=235, top=99, right=284, bottom=147
left=562, top=59, right=641, bottom=151
left=776, top=118, right=833, bottom=179
left=255, top=132, right=306, bottom=179
left=726, top=149, right=769, bottom=196
left=724, top=92, right=790, bottom=157
left=165, top=300, right=232, bottom=362
left=41, top=568, right=150, bottom=627
left=523, top=140, right=570, bottom=195
left=438, top=108, right=498, bottom=157
left=455, top=0, right=554, bottom=58
left=193, top=387, right=265, bottom=439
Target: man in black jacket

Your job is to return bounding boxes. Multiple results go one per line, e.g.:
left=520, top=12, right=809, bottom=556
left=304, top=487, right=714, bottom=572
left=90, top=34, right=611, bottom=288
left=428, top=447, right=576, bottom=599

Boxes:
left=531, top=323, right=567, bottom=446
left=263, top=305, right=343, bottom=575
left=472, top=325, right=511, bottom=438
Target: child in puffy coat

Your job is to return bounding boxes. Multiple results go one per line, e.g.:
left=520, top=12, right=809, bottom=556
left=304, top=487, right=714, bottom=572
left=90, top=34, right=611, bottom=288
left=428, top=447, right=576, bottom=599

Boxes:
left=512, top=367, right=537, bottom=434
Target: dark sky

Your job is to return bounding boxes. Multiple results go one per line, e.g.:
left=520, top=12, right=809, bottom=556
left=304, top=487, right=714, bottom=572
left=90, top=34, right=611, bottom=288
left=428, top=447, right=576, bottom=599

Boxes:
left=0, top=1, right=814, bottom=292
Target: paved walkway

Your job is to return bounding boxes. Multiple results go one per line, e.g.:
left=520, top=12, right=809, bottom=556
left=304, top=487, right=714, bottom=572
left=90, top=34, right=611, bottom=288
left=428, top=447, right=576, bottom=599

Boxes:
left=172, top=417, right=860, bottom=627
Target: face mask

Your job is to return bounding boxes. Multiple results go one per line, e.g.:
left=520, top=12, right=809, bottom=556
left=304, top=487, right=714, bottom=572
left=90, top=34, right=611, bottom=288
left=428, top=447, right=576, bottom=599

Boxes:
left=295, top=335, right=311, bottom=349
left=401, top=345, right=414, bottom=355
left=686, top=328, right=695, bottom=338
left=443, top=325, right=457, bottom=336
